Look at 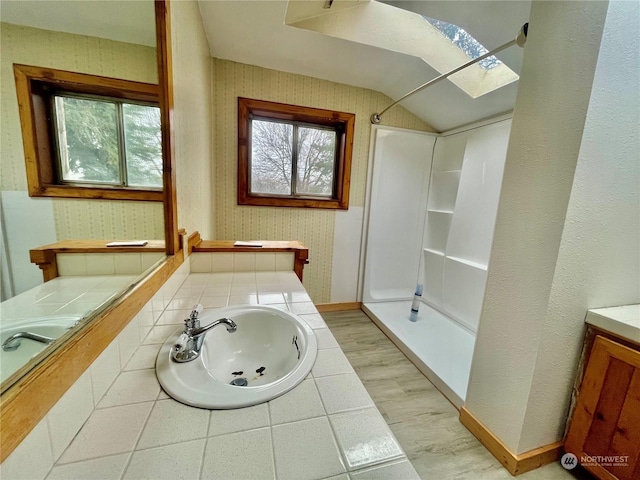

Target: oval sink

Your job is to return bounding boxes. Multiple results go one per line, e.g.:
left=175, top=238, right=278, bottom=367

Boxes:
left=156, top=305, right=318, bottom=409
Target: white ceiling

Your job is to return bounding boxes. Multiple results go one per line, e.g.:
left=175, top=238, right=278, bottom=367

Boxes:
left=199, top=0, right=531, bottom=131
left=1, top=0, right=532, bottom=131
left=0, top=1, right=156, bottom=47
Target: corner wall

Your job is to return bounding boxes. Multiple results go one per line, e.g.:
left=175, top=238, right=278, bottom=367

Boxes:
left=518, top=0, right=640, bottom=452
left=170, top=1, right=215, bottom=238
left=465, top=0, right=610, bottom=453
left=211, top=59, right=433, bottom=302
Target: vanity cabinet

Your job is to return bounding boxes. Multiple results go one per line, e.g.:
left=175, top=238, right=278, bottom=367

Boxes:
left=565, top=335, right=640, bottom=480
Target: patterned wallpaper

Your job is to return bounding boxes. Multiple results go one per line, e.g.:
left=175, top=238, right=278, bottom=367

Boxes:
left=170, top=1, right=214, bottom=238
left=0, top=23, right=163, bottom=241
left=212, top=59, right=433, bottom=302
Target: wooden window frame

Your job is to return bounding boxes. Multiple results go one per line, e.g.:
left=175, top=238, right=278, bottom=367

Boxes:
left=13, top=64, right=163, bottom=202
left=238, top=97, right=354, bottom=210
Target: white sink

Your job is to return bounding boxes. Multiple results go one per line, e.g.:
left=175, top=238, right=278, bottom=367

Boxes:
left=156, top=305, right=318, bottom=409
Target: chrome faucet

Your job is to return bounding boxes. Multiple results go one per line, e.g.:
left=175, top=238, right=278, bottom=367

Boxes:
left=2, top=332, right=55, bottom=351
left=171, top=304, right=237, bottom=363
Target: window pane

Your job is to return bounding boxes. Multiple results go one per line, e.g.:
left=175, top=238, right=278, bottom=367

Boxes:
left=296, top=127, right=336, bottom=196
left=251, top=119, right=293, bottom=195
left=123, top=104, right=163, bottom=188
left=55, top=96, right=120, bottom=184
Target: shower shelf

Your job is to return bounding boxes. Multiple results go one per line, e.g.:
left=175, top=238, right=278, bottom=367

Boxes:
left=424, top=248, right=445, bottom=256
left=427, top=209, right=453, bottom=214
left=446, top=255, right=487, bottom=271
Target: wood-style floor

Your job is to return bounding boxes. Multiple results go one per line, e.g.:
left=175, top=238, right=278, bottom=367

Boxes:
left=321, top=310, right=592, bottom=480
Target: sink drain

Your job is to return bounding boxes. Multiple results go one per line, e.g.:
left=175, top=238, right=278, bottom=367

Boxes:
left=229, top=378, right=248, bottom=387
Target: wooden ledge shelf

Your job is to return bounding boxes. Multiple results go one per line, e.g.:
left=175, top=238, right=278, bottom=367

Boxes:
left=30, top=240, right=166, bottom=282
left=190, top=236, right=309, bottom=282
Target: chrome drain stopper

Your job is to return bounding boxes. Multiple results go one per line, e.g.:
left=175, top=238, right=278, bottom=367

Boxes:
left=229, top=378, right=248, bottom=387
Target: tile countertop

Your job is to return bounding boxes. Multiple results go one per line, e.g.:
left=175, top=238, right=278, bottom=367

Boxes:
left=45, top=271, right=420, bottom=480
left=585, top=304, right=640, bottom=344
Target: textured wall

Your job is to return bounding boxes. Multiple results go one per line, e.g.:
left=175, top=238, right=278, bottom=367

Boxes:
left=518, top=0, right=640, bottom=452
left=170, top=1, right=214, bottom=239
left=0, top=23, right=163, bottom=240
left=465, top=0, right=609, bottom=453
left=212, top=58, right=432, bottom=302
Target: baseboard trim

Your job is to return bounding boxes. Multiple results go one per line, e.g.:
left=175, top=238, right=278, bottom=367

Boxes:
left=459, top=407, right=564, bottom=476
left=315, top=302, right=362, bottom=312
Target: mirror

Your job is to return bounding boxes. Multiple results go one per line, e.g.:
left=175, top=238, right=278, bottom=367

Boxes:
left=0, top=1, right=168, bottom=391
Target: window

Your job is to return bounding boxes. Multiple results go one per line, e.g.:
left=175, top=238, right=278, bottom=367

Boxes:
left=238, top=98, right=354, bottom=209
left=14, top=64, right=163, bottom=201
left=422, top=16, right=502, bottom=70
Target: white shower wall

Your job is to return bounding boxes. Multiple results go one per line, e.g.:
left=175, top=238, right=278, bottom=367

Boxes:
left=362, top=117, right=511, bottom=404
left=362, top=127, right=435, bottom=303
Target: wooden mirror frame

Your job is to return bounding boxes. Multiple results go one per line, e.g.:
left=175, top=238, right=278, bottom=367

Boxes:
left=0, top=0, right=179, bottom=461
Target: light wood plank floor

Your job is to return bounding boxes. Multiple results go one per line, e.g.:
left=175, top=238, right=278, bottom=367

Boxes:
left=322, top=310, right=591, bottom=480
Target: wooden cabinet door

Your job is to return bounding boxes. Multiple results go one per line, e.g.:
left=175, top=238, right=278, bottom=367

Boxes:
left=565, top=336, right=640, bottom=480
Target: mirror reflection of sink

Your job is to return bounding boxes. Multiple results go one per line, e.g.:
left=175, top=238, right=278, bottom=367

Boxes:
left=156, top=305, right=318, bottom=409
left=0, top=316, right=81, bottom=383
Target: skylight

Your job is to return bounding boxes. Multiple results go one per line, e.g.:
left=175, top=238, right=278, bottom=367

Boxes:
left=423, top=16, right=502, bottom=70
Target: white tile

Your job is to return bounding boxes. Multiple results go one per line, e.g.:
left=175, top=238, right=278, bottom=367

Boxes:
left=269, top=379, right=325, bottom=425
left=231, top=272, right=256, bottom=284
left=136, top=309, right=155, bottom=327
left=255, top=272, right=279, bottom=283
left=228, top=294, right=258, bottom=305
left=123, top=439, right=205, bottom=480
left=258, top=292, right=285, bottom=305
left=202, top=428, right=274, bottom=480
left=257, top=283, right=281, bottom=293
left=349, top=459, right=419, bottom=480
left=118, top=318, right=141, bottom=367
left=58, top=402, right=153, bottom=464
left=315, top=328, right=340, bottom=349
left=0, top=419, right=53, bottom=480
left=208, top=403, right=269, bottom=437
left=283, top=291, right=312, bottom=303
left=272, top=417, right=345, bottom=480
left=182, top=273, right=211, bottom=286
left=255, top=252, right=276, bottom=271
left=85, top=254, right=116, bottom=275
left=56, top=254, right=86, bottom=276
left=230, top=284, right=259, bottom=295
left=268, top=303, right=290, bottom=312
left=172, top=286, right=205, bottom=299
left=165, top=297, right=201, bottom=311
left=141, top=252, right=164, bottom=271
left=90, top=340, right=121, bottom=404
left=207, top=273, right=233, bottom=285
left=312, top=348, right=355, bottom=378
left=233, top=252, right=255, bottom=272
left=143, top=325, right=179, bottom=345
left=211, top=253, right=234, bottom=272
left=124, top=344, right=161, bottom=371
left=330, top=408, right=404, bottom=471
left=45, top=453, right=130, bottom=480
left=97, top=369, right=160, bottom=409
left=199, top=295, right=228, bottom=308
left=202, top=285, right=230, bottom=296
left=289, top=302, right=318, bottom=315
left=47, top=371, right=95, bottom=461
left=157, top=388, right=170, bottom=400
left=315, top=374, right=375, bottom=414
left=137, top=399, right=210, bottom=449
left=299, top=313, right=327, bottom=329
left=156, top=309, right=191, bottom=325
left=321, top=475, right=350, bottom=480
left=114, top=254, right=142, bottom=275
left=190, top=253, right=211, bottom=273
left=275, top=252, right=294, bottom=271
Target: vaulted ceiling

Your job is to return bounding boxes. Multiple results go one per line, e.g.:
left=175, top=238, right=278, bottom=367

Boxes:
left=198, top=0, right=532, bottom=131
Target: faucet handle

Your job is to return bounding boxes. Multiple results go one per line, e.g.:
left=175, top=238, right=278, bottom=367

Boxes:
left=190, top=304, right=203, bottom=319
